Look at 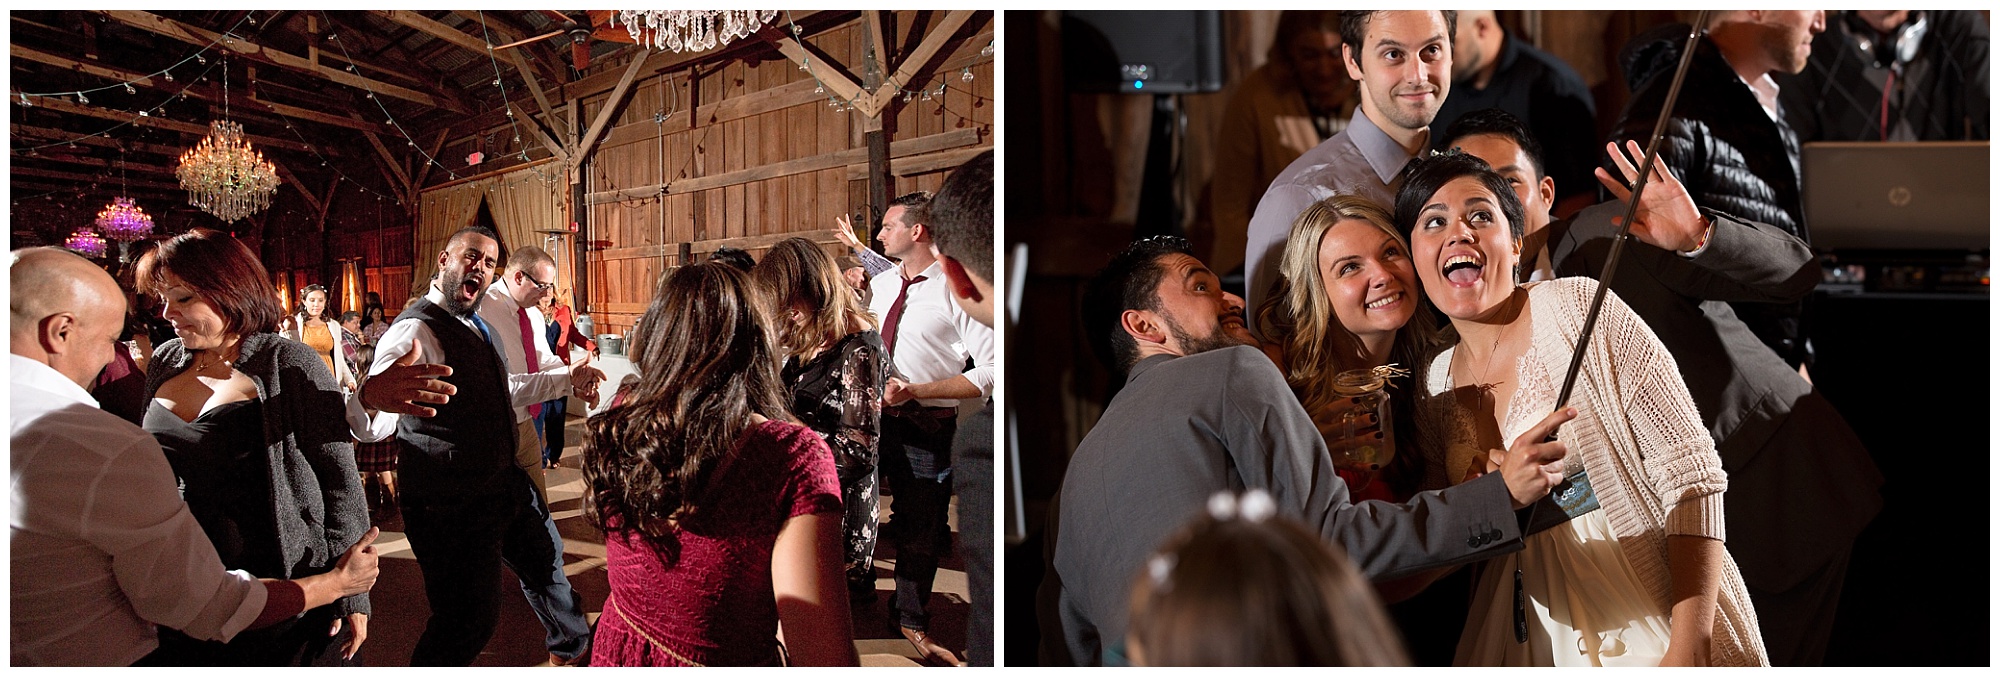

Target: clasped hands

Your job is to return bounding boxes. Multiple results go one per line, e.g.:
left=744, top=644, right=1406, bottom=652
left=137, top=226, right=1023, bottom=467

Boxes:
left=359, top=341, right=608, bottom=415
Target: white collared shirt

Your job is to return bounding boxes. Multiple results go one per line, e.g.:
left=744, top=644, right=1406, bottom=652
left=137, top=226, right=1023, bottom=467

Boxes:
left=475, top=281, right=571, bottom=424
left=867, top=260, right=996, bottom=407
left=1736, top=71, right=1782, bottom=123
left=10, top=355, right=266, bottom=666
left=349, top=283, right=571, bottom=441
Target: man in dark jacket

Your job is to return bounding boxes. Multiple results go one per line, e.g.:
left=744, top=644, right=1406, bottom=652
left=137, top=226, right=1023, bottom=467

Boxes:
left=1610, top=11, right=1825, bottom=373
left=1778, top=10, right=1989, bottom=142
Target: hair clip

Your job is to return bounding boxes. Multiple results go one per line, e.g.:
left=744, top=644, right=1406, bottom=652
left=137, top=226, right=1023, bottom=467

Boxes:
left=1206, top=489, right=1276, bottom=522
left=1147, top=553, right=1176, bottom=590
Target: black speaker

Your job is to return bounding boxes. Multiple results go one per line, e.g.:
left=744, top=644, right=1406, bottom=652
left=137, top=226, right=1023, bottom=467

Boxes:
left=1062, top=11, right=1225, bottom=94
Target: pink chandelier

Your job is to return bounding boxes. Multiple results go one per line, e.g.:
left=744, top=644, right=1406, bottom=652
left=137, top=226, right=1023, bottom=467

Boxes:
left=64, top=227, right=108, bottom=258
left=95, top=197, right=155, bottom=242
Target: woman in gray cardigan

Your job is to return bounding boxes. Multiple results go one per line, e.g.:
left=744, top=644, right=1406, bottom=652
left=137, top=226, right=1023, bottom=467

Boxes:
left=135, top=229, right=372, bottom=666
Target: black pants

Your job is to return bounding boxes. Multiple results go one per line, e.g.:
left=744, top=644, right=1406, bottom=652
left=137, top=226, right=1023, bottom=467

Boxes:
left=400, top=475, right=592, bottom=666
left=880, top=410, right=958, bottom=631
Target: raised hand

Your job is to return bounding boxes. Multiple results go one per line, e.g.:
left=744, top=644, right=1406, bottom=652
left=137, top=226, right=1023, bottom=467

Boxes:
left=359, top=341, right=454, bottom=417
left=834, top=214, right=865, bottom=250
left=1595, top=140, right=1708, bottom=253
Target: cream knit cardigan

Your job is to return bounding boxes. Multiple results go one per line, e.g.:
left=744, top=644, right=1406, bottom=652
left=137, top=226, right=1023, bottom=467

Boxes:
left=1415, top=278, right=1768, bottom=667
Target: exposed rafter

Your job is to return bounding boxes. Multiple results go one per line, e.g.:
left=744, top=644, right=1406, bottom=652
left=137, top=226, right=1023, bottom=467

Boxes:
left=21, top=94, right=326, bottom=155
left=97, top=10, right=473, bottom=115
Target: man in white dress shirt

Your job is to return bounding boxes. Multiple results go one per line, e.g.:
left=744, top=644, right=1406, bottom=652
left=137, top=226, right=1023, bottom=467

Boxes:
left=354, top=227, right=593, bottom=666
left=866, top=192, right=996, bottom=666
left=475, top=246, right=602, bottom=502
left=11, top=247, right=379, bottom=666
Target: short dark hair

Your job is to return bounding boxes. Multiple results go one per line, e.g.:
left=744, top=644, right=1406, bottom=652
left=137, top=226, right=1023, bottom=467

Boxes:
left=1393, top=152, right=1527, bottom=248
left=339, top=310, right=361, bottom=324
left=1082, top=236, right=1193, bottom=374
left=446, top=225, right=501, bottom=254
left=706, top=247, right=756, bottom=272
left=1338, top=10, right=1458, bottom=71
left=929, top=150, right=994, bottom=282
left=135, top=228, right=284, bottom=337
left=1442, top=107, right=1548, bottom=180
left=888, top=191, right=933, bottom=231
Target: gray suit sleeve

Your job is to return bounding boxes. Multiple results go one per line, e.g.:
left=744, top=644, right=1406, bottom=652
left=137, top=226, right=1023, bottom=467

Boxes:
left=1561, top=202, right=1820, bottom=304
left=1217, top=348, right=1525, bottom=581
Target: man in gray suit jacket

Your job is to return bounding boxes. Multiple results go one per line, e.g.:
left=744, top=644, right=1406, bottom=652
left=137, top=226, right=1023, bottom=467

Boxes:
left=1445, top=108, right=1881, bottom=666
left=1040, top=236, right=1576, bottom=666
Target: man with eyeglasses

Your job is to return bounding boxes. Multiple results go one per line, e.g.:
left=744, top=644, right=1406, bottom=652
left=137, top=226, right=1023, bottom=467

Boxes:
left=354, top=229, right=598, bottom=665
left=477, top=246, right=604, bottom=502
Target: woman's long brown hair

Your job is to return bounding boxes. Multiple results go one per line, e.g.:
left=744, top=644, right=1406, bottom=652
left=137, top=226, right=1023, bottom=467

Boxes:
left=581, top=262, right=795, bottom=557
left=750, top=237, right=878, bottom=361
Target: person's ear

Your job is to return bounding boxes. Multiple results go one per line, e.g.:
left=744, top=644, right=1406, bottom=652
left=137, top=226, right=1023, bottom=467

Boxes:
left=940, top=257, right=985, bottom=304
left=39, top=312, right=76, bottom=355
left=1343, top=43, right=1364, bottom=80
left=1538, top=175, right=1556, bottom=210
left=1121, top=308, right=1169, bottom=347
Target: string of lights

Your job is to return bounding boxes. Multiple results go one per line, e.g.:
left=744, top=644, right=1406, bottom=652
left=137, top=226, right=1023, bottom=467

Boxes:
left=10, top=38, right=234, bottom=154
left=783, top=12, right=992, bottom=120
left=474, top=10, right=565, bottom=189
left=14, top=12, right=258, bottom=99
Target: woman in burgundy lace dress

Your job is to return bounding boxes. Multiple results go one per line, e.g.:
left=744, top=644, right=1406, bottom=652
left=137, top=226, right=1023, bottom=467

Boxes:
left=751, top=237, right=888, bottom=602
left=582, top=262, right=858, bottom=666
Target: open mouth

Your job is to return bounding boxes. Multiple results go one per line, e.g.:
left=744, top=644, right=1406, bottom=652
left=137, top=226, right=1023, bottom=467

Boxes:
left=1364, top=291, right=1405, bottom=311
left=460, top=276, right=484, bottom=299
left=1443, top=255, right=1483, bottom=286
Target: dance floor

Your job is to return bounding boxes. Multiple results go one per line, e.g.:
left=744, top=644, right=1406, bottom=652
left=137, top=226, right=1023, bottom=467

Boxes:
left=356, top=414, right=968, bottom=667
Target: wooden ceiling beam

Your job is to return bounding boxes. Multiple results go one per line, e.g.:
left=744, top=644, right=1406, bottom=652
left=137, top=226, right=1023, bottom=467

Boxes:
left=21, top=94, right=325, bottom=155
left=11, top=124, right=190, bottom=157
left=574, top=48, right=650, bottom=166
left=274, top=163, right=324, bottom=215
left=876, top=11, right=977, bottom=113
left=12, top=165, right=183, bottom=191
left=15, top=152, right=179, bottom=176
left=454, top=10, right=567, bottom=85
left=411, top=126, right=451, bottom=189
left=410, top=10, right=832, bottom=143
left=98, top=10, right=472, bottom=115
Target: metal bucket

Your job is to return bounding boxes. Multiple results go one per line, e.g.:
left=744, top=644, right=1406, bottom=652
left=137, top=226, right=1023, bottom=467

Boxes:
left=598, top=334, right=624, bottom=357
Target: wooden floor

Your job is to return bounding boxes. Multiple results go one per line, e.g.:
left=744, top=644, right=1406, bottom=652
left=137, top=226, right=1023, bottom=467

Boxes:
left=354, top=416, right=968, bottom=667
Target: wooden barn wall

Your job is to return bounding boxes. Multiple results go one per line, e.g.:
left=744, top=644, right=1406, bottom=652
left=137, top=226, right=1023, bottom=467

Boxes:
left=579, top=12, right=994, bottom=335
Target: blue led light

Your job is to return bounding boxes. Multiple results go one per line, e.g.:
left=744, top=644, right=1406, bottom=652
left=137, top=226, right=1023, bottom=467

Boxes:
left=1133, top=80, right=1144, bottom=90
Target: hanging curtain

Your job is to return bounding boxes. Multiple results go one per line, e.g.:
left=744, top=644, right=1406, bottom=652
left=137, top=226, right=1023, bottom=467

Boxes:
left=413, top=160, right=564, bottom=299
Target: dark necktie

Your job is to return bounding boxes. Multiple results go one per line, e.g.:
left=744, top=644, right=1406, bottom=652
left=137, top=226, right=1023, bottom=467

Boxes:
left=882, top=273, right=926, bottom=358
left=517, top=307, right=542, bottom=417
left=468, top=312, right=502, bottom=360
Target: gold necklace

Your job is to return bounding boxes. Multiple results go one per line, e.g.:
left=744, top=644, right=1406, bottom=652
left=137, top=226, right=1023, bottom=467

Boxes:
left=193, top=342, right=241, bottom=372
left=1454, top=292, right=1527, bottom=390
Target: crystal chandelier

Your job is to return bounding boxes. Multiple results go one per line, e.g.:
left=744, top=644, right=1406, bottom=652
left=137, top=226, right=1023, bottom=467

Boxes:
left=177, top=120, right=280, bottom=222
left=616, top=10, right=778, bottom=53
left=95, top=197, right=154, bottom=242
left=64, top=227, right=108, bottom=258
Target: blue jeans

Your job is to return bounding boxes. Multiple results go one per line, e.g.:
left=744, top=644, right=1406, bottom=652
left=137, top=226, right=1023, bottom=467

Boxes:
left=535, top=398, right=567, bottom=466
left=401, top=473, right=592, bottom=665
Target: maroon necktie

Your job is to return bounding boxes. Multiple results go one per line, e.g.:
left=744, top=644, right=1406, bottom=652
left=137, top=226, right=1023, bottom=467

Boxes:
left=881, top=274, right=927, bottom=358
left=517, top=307, right=542, bottom=417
